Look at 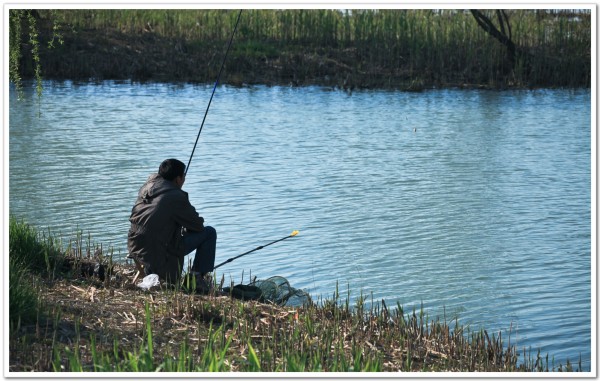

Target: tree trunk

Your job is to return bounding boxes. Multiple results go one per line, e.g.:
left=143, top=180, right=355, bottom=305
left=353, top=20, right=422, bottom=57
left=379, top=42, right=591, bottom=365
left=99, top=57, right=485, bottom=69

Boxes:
left=470, top=9, right=516, bottom=66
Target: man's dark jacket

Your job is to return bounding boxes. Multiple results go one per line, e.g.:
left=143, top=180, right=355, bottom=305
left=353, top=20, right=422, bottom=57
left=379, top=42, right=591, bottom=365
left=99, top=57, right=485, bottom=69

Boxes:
left=128, top=173, right=205, bottom=282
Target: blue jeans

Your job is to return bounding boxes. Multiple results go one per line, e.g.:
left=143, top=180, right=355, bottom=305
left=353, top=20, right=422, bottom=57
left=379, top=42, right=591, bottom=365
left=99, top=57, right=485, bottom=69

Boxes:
left=183, top=226, right=217, bottom=275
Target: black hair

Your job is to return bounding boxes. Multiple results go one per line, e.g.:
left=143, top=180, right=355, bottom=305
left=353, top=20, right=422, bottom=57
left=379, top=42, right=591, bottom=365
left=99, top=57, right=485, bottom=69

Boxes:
left=158, top=159, right=186, bottom=181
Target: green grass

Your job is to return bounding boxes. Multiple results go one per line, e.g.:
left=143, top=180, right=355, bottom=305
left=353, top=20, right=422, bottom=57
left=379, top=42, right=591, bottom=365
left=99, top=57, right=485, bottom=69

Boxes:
left=9, top=215, right=63, bottom=276
left=8, top=216, right=109, bottom=331
left=8, top=256, right=40, bottom=330
left=8, top=215, right=61, bottom=329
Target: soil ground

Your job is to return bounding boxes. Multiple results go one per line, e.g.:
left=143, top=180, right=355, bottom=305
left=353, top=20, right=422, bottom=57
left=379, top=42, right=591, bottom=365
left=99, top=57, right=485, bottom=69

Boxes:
left=32, top=28, right=488, bottom=91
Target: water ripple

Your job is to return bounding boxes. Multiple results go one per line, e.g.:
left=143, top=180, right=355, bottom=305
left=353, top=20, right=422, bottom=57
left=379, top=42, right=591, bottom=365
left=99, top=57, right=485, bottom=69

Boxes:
left=9, top=83, right=591, bottom=370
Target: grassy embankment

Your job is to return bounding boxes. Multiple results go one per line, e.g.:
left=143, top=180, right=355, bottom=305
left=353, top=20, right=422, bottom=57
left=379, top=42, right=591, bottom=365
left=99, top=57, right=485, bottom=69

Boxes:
left=9, top=216, right=582, bottom=372
left=18, top=9, right=591, bottom=89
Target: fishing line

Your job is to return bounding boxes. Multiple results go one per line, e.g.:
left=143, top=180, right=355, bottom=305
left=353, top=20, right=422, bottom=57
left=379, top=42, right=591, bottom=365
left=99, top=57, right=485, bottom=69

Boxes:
left=186, top=9, right=243, bottom=176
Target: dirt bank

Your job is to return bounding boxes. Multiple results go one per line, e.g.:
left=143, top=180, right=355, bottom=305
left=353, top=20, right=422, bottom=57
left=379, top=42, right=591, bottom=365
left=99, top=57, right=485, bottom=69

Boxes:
left=30, top=28, right=497, bottom=91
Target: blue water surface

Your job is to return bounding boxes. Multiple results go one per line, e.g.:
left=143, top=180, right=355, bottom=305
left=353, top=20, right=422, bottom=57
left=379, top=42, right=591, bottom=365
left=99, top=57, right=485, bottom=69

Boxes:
left=9, top=82, right=592, bottom=370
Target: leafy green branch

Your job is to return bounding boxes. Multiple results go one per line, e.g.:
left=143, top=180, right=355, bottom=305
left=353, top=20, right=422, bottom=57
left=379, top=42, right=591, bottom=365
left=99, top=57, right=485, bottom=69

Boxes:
left=9, top=10, right=63, bottom=100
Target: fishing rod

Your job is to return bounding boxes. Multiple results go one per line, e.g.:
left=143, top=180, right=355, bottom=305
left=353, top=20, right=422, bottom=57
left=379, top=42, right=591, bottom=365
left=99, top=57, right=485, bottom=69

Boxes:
left=213, top=230, right=299, bottom=270
left=186, top=9, right=243, bottom=176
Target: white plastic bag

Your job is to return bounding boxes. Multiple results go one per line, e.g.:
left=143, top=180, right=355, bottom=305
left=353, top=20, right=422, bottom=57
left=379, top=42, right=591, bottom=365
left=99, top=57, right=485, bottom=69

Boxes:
left=137, top=274, right=160, bottom=290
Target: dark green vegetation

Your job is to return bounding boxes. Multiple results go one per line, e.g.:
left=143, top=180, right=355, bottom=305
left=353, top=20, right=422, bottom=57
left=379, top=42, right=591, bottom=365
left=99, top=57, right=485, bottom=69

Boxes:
left=9, top=216, right=583, bottom=372
left=10, top=9, right=591, bottom=92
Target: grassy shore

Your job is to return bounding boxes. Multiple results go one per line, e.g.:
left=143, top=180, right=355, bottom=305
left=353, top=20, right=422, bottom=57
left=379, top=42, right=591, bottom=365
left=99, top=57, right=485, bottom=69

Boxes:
left=12, top=9, right=591, bottom=90
left=8, top=216, right=582, bottom=372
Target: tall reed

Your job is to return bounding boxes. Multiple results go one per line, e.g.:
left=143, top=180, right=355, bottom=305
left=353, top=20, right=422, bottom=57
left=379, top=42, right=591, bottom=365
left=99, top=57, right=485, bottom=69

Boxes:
left=29, top=9, right=590, bottom=88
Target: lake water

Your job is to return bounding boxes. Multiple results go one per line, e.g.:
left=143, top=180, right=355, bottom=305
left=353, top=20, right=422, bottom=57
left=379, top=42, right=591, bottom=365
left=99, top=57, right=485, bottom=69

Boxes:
left=8, top=81, right=592, bottom=371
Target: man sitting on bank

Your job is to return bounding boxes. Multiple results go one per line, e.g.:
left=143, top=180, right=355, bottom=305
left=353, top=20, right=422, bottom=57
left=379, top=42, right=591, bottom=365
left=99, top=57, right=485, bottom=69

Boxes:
left=127, top=158, right=216, bottom=292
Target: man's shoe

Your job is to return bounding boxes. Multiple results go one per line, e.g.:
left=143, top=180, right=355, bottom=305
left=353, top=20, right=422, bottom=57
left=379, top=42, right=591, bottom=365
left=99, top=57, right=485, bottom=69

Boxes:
left=182, top=271, right=214, bottom=294
left=194, top=276, right=212, bottom=294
